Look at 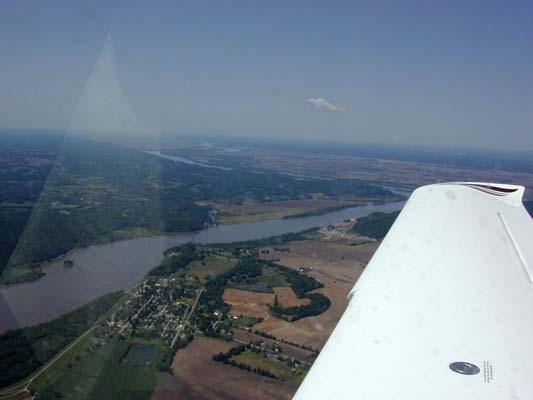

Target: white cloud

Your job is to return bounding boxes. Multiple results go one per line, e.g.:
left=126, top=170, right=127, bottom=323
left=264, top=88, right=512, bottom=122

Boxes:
left=307, top=97, right=344, bottom=112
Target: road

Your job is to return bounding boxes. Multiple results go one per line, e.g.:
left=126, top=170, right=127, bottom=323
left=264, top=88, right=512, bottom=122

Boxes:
left=119, top=294, right=154, bottom=334
left=0, top=291, right=136, bottom=400
left=0, top=324, right=97, bottom=400
left=171, top=288, right=204, bottom=349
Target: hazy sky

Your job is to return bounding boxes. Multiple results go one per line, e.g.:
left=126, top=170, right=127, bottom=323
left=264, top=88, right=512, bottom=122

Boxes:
left=1, top=1, right=532, bottom=149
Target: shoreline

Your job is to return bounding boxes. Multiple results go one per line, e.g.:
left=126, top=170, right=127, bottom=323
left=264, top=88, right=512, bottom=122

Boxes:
left=3, top=198, right=404, bottom=287
left=1, top=227, right=200, bottom=287
left=0, top=200, right=405, bottom=336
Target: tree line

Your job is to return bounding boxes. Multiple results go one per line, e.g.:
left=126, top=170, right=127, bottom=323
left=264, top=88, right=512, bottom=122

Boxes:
left=0, top=291, right=122, bottom=388
left=212, top=344, right=279, bottom=380
left=267, top=262, right=331, bottom=321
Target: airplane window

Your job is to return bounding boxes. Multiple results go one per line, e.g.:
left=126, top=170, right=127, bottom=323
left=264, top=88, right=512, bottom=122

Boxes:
left=0, top=2, right=532, bottom=400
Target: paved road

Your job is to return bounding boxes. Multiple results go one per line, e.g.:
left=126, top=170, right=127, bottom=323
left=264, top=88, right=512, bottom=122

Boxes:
left=171, top=288, right=204, bottom=348
left=0, top=325, right=97, bottom=400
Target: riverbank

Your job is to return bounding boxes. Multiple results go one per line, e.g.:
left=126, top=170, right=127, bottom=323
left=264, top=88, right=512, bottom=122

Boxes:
left=2, top=196, right=404, bottom=287
left=282, top=199, right=398, bottom=220
left=212, top=199, right=367, bottom=224
left=0, top=200, right=405, bottom=335
left=1, top=227, right=193, bottom=286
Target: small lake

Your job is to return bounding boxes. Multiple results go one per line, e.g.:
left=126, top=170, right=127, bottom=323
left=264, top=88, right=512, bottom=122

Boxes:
left=0, top=200, right=405, bottom=334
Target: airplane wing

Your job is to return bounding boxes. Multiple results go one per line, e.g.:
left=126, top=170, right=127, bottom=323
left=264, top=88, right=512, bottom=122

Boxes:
left=294, top=182, right=533, bottom=400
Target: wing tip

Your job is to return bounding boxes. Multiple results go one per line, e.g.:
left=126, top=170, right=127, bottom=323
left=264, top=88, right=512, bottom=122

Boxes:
left=420, top=182, right=525, bottom=200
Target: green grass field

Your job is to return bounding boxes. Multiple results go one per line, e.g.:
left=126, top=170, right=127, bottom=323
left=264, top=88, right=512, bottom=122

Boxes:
left=23, top=293, right=161, bottom=399
left=228, top=266, right=289, bottom=293
left=123, top=344, right=158, bottom=366
left=232, top=350, right=307, bottom=383
left=231, top=316, right=260, bottom=328
left=6, top=292, right=132, bottom=396
left=36, top=341, right=159, bottom=400
left=186, top=255, right=236, bottom=283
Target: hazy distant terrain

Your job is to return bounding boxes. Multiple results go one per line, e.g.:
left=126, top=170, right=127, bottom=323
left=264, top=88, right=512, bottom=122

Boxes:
left=153, top=136, right=533, bottom=190
left=1, top=131, right=532, bottom=400
left=0, top=131, right=397, bottom=283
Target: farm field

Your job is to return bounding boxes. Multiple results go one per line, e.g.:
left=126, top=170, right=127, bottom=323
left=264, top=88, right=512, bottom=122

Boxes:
left=0, top=224, right=384, bottom=400
left=232, top=329, right=316, bottom=361
left=171, top=143, right=533, bottom=190
left=213, top=199, right=362, bottom=224
left=37, top=341, right=159, bottom=400
left=227, top=266, right=289, bottom=293
left=232, top=350, right=308, bottom=383
left=222, top=285, right=309, bottom=320
left=273, top=287, right=310, bottom=308
left=185, top=255, right=237, bottom=284
left=170, top=337, right=297, bottom=400
left=171, top=236, right=379, bottom=399
left=255, top=239, right=377, bottom=348
left=151, top=372, right=198, bottom=400
left=222, top=288, right=275, bottom=319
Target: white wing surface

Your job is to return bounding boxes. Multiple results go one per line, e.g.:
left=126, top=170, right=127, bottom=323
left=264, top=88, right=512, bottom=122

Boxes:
left=294, top=182, right=533, bottom=400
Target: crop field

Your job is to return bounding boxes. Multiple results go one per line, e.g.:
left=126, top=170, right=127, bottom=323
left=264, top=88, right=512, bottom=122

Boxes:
left=171, top=337, right=298, bottom=400
left=254, top=239, right=377, bottom=348
left=231, top=316, right=260, bottom=328
left=37, top=341, right=159, bottom=400
left=273, top=287, right=310, bottom=307
left=232, top=350, right=308, bottom=383
left=183, top=143, right=533, bottom=190
left=150, top=372, right=197, bottom=400
left=222, top=288, right=274, bottom=318
left=228, top=266, right=289, bottom=293
left=231, top=329, right=315, bottom=361
left=186, top=255, right=237, bottom=283
left=123, top=344, right=158, bottom=366
left=213, top=199, right=362, bottom=224
left=222, top=285, right=305, bottom=319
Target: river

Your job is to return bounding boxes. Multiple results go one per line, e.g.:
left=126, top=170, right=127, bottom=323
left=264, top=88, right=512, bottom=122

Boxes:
left=0, top=200, right=405, bottom=335
left=145, top=151, right=233, bottom=171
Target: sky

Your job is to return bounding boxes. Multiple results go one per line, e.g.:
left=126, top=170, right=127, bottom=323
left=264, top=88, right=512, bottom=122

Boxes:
left=1, top=0, right=532, bottom=150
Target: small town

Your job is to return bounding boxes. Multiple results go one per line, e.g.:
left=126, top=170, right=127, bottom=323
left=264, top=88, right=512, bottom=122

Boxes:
left=85, top=242, right=318, bottom=383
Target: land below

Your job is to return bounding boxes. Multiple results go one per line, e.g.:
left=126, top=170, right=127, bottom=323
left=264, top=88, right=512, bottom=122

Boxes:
left=1, top=131, right=530, bottom=399
left=211, top=198, right=369, bottom=224
left=0, top=213, right=394, bottom=400
left=0, top=132, right=399, bottom=285
left=153, top=140, right=533, bottom=190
